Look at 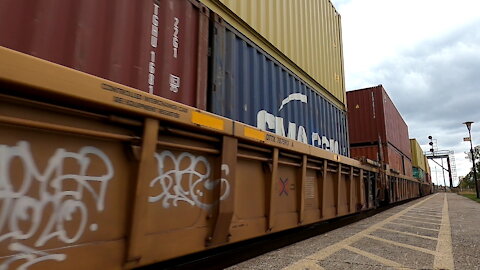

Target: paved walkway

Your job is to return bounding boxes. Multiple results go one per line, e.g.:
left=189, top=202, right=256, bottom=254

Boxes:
left=227, top=193, right=480, bottom=270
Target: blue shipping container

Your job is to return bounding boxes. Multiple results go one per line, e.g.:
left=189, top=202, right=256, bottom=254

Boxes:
left=209, top=18, right=349, bottom=156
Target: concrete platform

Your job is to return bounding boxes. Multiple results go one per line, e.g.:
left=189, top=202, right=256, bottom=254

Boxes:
left=227, top=193, right=480, bottom=270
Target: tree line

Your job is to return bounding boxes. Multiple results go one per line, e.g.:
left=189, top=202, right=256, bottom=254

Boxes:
left=458, top=145, right=480, bottom=189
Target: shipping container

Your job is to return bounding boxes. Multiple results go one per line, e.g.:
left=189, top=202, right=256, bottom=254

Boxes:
left=413, top=167, right=425, bottom=181
left=425, top=155, right=432, bottom=183
left=410, top=139, right=426, bottom=171
left=209, top=17, right=349, bottom=156
left=200, top=0, right=346, bottom=109
left=350, top=144, right=413, bottom=177
left=347, top=85, right=411, bottom=159
left=0, top=0, right=209, bottom=109
left=1, top=47, right=411, bottom=269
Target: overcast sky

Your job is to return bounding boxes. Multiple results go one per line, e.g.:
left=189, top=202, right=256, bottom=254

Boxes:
left=330, top=0, right=480, bottom=186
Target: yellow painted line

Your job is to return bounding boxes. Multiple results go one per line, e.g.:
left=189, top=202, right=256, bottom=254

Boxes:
left=413, top=207, right=442, bottom=211
left=408, top=210, right=442, bottom=216
left=433, top=194, right=454, bottom=270
left=396, top=217, right=441, bottom=226
left=409, top=207, right=442, bottom=212
left=284, top=260, right=325, bottom=270
left=244, top=126, right=266, bottom=141
left=404, top=213, right=442, bottom=219
left=191, top=111, right=224, bottom=131
left=388, top=221, right=440, bottom=232
left=378, top=227, right=438, bottom=241
left=282, top=194, right=439, bottom=270
left=365, top=234, right=436, bottom=255
left=344, top=246, right=404, bottom=269
left=402, top=214, right=442, bottom=222
left=406, top=211, right=442, bottom=218
left=411, top=211, right=442, bottom=216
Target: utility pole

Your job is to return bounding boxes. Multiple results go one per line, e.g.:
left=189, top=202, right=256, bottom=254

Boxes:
left=463, top=121, right=479, bottom=199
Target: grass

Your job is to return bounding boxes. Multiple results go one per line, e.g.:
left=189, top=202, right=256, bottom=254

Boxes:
left=459, top=193, right=480, bottom=203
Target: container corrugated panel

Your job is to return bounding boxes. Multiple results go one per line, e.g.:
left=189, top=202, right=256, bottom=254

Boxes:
left=350, top=144, right=412, bottom=176
left=0, top=0, right=209, bottom=109
left=347, top=85, right=411, bottom=159
left=209, top=19, right=349, bottom=156
left=200, top=0, right=346, bottom=108
left=424, top=155, right=431, bottom=174
left=404, top=156, right=413, bottom=177
left=424, top=155, right=432, bottom=183
left=350, top=146, right=379, bottom=162
left=410, top=139, right=426, bottom=170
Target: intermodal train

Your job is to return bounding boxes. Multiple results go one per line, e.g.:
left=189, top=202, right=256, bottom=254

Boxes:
left=0, top=0, right=431, bottom=269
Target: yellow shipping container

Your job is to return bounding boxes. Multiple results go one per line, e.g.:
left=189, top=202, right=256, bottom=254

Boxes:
left=410, top=139, right=426, bottom=171
left=424, top=155, right=431, bottom=174
left=200, top=0, right=346, bottom=109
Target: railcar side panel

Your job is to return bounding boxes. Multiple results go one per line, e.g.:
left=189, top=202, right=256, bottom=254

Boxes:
left=0, top=46, right=420, bottom=270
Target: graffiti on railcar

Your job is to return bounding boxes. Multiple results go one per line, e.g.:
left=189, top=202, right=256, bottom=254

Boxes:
left=0, top=141, right=114, bottom=269
left=0, top=243, right=66, bottom=270
left=148, top=151, right=231, bottom=211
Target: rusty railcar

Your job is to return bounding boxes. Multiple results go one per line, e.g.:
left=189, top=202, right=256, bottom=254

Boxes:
left=0, top=47, right=420, bottom=269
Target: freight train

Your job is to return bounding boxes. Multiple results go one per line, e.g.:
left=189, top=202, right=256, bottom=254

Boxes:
left=0, top=0, right=430, bottom=269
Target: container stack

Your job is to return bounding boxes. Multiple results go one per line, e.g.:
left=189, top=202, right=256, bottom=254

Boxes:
left=410, top=139, right=426, bottom=181
left=206, top=0, right=346, bottom=109
left=347, top=85, right=413, bottom=176
left=205, top=0, right=349, bottom=156
left=0, top=0, right=349, bottom=155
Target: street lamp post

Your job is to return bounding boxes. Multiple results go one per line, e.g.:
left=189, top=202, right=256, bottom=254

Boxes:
left=463, top=121, right=479, bottom=199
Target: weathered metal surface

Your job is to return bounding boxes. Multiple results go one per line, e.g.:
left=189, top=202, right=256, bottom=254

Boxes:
left=424, top=155, right=432, bottom=184
left=0, top=95, right=132, bottom=269
left=209, top=19, right=349, bottom=156
left=0, top=0, right=209, bottom=109
left=410, top=139, right=426, bottom=171
left=199, top=0, right=346, bottom=110
left=350, top=144, right=413, bottom=177
left=413, top=167, right=426, bottom=181
left=387, top=175, right=420, bottom=203
left=0, top=47, right=232, bottom=134
left=0, top=47, right=421, bottom=269
left=347, top=85, right=411, bottom=159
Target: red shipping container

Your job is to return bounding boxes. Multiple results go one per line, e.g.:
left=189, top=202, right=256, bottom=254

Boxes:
left=0, top=0, right=209, bottom=109
left=347, top=85, right=411, bottom=159
left=351, top=145, right=412, bottom=177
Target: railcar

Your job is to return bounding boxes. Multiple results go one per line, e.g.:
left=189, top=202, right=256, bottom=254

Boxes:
left=0, top=47, right=421, bottom=269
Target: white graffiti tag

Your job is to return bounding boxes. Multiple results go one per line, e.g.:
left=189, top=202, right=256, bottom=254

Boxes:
left=148, top=151, right=230, bottom=211
left=0, top=243, right=66, bottom=270
left=0, top=141, right=114, bottom=269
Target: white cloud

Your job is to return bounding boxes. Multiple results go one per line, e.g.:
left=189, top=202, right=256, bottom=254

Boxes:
left=331, top=0, right=480, bottom=185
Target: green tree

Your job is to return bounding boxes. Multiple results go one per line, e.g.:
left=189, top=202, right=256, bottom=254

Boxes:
left=462, top=145, right=480, bottom=188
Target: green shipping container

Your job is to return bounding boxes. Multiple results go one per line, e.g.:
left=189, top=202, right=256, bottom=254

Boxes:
left=413, top=167, right=425, bottom=181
